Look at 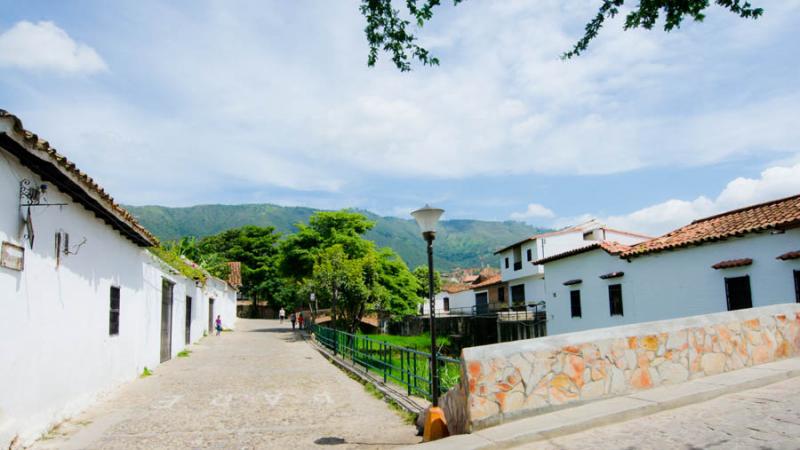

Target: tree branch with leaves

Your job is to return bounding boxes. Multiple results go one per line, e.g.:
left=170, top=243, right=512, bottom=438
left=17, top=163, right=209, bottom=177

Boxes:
left=360, top=0, right=763, bottom=71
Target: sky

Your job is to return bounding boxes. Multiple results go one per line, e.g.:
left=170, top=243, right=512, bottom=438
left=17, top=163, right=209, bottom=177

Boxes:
left=0, top=0, right=799, bottom=237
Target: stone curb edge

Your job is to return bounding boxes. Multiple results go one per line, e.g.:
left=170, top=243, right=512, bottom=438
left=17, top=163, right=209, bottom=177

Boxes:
left=403, top=357, right=800, bottom=449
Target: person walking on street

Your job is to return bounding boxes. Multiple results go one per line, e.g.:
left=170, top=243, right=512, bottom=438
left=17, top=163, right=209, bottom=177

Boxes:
left=279, top=307, right=286, bottom=323
left=215, top=315, right=222, bottom=336
left=298, top=312, right=304, bottom=330
left=290, top=312, right=296, bottom=330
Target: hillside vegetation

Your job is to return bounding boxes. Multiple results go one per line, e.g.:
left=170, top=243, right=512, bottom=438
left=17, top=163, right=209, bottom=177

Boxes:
left=125, top=204, right=547, bottom=270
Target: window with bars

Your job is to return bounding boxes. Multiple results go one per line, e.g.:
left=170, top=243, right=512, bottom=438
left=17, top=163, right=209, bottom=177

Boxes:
left=608, top=284, right=623, bottom=316
left=526, top=248, right=532, bottom=261
left=109, top=286, right=120, bottom=336
left=570, top=290, right=582, bottom=318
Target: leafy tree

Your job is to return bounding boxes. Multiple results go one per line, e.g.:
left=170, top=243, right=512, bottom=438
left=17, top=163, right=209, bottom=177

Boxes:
left=196, top=226, right=281, bottom=304
left=360, top=0, right=764, bottom=71
left=280, top=211, right=376, bottom=280
left=412, top=265, right=442, bottom=300
left=376, top=249, right=421, bottom=320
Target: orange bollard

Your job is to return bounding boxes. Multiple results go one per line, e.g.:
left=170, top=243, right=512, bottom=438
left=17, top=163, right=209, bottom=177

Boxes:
left=423, top=406, right=449, bottom=442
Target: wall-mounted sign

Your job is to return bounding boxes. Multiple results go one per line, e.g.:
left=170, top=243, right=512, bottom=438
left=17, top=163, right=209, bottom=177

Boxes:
left=1, top=241, right=24, bottom=271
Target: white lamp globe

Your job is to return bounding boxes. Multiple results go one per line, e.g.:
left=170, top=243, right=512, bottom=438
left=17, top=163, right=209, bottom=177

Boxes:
left=411, top=205, right=444, bottom=234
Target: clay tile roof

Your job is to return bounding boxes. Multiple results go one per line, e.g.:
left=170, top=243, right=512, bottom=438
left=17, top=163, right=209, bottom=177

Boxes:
left=711, top=258, right=753, bottom=270
left=0, top=110, right=157, bottom=247
left=471, top=274, right=502, bottom=289
left=532, top=241, right=631, bottom=265
left=777, top=250, right=800, bottom=261
left=442, top=283, right=470, bottom=294
left=623, top=194, right=800, bottom=258
left=227, top=261, right=242, bottom=287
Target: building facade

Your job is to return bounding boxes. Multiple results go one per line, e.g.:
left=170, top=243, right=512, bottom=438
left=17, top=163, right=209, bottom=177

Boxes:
left=495, top=220, right=651, bottom=311
left=0, top=111, right=237, bottom=447
left=536, top=195, right=800, bottom=336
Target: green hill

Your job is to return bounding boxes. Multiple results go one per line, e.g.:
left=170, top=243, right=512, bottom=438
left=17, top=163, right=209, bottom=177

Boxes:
left=125, top=204, right=548, bottom=270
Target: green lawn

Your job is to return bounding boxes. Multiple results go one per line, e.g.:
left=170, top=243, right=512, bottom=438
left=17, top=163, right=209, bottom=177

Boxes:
left=358, top=332, right=450, bottom=352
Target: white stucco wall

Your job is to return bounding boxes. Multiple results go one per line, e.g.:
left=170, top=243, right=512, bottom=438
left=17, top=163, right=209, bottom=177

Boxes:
left=0, top=151, right=237, bottom=447
left=544, top=230, right=800, bottom=336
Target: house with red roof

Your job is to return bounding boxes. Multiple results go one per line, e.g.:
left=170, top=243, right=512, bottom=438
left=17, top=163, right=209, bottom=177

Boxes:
left=534, top=194, right=800, bottom=335
left=0, top=111, right=238, bottom=447
left=494, top=220, right=652, bottom=312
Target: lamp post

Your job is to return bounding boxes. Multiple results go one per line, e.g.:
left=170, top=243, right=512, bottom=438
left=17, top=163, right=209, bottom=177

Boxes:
left=411, top=204, right=444, bottom=407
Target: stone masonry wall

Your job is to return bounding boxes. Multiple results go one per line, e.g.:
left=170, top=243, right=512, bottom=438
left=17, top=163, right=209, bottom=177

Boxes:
left=457, top=303, right=800, bottom=431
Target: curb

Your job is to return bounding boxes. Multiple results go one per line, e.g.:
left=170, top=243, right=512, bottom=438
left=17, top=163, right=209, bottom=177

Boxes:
left=403, top=357, right=800, bottom=449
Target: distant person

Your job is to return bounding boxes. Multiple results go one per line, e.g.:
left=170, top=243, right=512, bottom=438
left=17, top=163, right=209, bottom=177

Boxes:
left=279, top=307, right=286, bottom=323
left=215, top=315, right=222, bottom=336
left=298, top=312, right=304, bottom=330
left=290, top=312, right=296, bottom=330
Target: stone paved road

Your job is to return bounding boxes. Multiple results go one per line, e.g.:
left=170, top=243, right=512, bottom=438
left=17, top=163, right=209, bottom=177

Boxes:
left=33, top=319, right=419, bottom=450
left=515, top=376, right=800, bottom=450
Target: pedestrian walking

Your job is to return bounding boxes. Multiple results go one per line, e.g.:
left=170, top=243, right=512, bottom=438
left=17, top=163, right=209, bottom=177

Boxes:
left=290, top=312, right=296, bottom=330
left=279, top=307, right=286, bottom=323
left=215, top=315, right=223, bottom=336
left=298, top=312, right=304, bottom=330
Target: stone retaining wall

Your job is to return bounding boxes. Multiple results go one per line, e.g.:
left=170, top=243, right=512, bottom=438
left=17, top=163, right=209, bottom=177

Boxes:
left=454, top=303, right=800, bottom=431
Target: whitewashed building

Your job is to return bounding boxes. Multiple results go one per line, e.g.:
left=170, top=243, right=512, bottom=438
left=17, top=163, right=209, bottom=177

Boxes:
left=495, top=220, right=652, bottom=309
left=536, top=194, right=800, bottom=336
left=0, top=111, right=237, bottom=448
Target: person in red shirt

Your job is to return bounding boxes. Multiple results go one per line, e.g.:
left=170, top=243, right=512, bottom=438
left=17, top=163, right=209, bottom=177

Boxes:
left=298, top=312, right=305, bottom=330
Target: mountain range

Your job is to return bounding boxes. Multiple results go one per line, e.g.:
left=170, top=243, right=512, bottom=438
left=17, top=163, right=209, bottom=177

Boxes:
left=125, top=204, right=548, bottom=270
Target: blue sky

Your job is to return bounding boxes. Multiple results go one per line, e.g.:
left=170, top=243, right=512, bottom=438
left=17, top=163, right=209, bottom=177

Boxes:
left=0, top=1, right=798, bottom=235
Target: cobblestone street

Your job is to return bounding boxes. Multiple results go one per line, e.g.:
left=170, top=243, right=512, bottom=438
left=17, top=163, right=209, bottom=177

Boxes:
left=32, top=319, right=419, bottom=450
left=516, top=376, right=800, bottom=450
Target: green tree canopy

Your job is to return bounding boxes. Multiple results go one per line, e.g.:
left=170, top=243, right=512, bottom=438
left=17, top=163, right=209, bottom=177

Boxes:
left=196, top=225, right=281, bottom=302
left=360, top=0, right=764, bottom=71
left=412, top=265, right=442, bottom=300
left=280, top=211, right=376, bottom=280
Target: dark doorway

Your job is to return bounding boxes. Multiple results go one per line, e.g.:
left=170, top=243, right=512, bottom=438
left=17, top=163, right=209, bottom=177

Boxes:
left=725, top=276, right=753, bottom=311
left=208, top=298, right=215, bottom=334
left=511, top=284, right=525, bottom=306
left=443, top=297, right=450, bottom=312
left=794, top=270, right=799, bottom=303
left=160, top=279, right=174, bottom=363
left=475, top=292, right=488, bottom=315
left=185, top=296, right=192, bottom=345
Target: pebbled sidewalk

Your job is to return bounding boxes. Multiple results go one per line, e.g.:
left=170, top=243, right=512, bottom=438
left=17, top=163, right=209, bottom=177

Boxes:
left=407, top=357, right=800, bottom=449
left=31, top=319, right=419, bottom=450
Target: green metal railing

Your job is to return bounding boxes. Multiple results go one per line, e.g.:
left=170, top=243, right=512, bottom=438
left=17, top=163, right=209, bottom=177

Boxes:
left=310, top=324, right=461, bottom=400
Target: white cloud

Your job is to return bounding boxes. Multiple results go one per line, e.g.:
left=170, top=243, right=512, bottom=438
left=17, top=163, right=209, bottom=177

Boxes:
left=0, top=21, right=107, bottom=74
left=585, top=163, right=800, bottom=236
left=511, top=203, right=556, bottom=220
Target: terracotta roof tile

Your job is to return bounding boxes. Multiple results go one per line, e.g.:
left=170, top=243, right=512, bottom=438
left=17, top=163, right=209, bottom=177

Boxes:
left=777, top=250, right=800, bottom=261
left=532, top=241, right=631, bottom=265
left=0, top=110, right=157, bottom=246
left=711, top=258, right=753, bottom=270
left=470, top=274, right=502, bottom=289
left=623, top=194, right=800, bottom=258
left=442, top=283, right=470, bottom=294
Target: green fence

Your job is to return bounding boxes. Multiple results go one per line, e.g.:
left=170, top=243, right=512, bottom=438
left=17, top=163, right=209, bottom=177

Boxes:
left=311, top=324, right=461, bottom=400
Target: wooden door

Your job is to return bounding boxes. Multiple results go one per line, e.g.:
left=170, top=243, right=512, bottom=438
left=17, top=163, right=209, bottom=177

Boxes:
left=160, top=279, right=174, bottom=363
left=475, top=292, right=488, bottom=315
left=185, top=296, right=192, bottom=345
left=208, top=298, right=215, bottom=333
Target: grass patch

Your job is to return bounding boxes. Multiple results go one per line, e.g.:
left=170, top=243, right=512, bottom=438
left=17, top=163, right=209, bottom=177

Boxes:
left=177, top=350, right=191, bottom=358
left=222, top=328, right=233, bottom=332
left=360, top=333, right=450, bottom=352
left=140, top=367, right=153, bottom=378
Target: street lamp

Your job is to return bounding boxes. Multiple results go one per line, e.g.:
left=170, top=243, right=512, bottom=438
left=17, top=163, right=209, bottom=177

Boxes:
left=411, top=205, right=444, bottom=407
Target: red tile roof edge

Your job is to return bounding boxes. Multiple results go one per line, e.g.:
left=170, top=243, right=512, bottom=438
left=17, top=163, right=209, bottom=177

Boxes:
left=0, top=110, right=158, bottom=246
left=711, top=258, right=753, bottom=270
left=531, top=241, right=631, bottom=266
left=776, top=251, right=800, bottom=261
left=622, top=194, right=800, bottom=258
